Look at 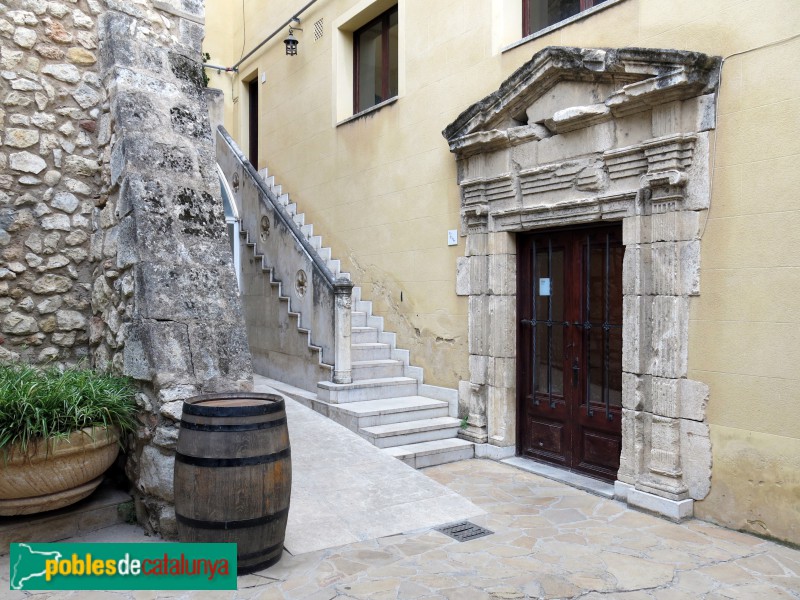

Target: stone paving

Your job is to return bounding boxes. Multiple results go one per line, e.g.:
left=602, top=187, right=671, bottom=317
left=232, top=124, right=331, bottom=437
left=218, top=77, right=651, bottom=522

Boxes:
left=4, top=458, right=800, bottom=599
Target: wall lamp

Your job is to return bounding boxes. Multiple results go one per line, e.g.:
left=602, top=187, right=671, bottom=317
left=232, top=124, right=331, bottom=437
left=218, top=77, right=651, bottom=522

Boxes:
left=284, top=17, right=303, bottom=56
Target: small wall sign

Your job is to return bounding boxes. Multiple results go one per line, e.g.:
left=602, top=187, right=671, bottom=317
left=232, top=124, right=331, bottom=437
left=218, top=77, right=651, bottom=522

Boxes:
left=538, top=278, right=551, bottom=296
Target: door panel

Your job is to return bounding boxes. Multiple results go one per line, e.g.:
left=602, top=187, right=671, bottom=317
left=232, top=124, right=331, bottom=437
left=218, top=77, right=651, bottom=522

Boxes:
left=518, top=225, right=624, bottom=481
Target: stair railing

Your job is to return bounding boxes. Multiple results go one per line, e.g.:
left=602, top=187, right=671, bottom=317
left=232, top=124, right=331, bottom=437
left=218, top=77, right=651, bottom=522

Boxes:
left=216, top=126, right=352, bottom=384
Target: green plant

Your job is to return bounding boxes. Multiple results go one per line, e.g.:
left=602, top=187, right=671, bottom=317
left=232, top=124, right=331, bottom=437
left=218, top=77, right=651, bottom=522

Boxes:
left=202, top=52, right=211, bottom=87
left=0, top=363, right=138, bottom=457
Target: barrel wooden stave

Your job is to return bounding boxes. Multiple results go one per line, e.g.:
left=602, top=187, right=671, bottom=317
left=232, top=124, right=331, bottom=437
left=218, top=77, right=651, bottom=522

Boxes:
left=174, top=392, right=291, bottom=574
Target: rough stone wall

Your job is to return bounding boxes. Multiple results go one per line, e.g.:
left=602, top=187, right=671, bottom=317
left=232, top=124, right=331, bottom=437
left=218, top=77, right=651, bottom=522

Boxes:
left=0, top=0, right=103, bottom=365
left=89, top=0, right=252, bottom=536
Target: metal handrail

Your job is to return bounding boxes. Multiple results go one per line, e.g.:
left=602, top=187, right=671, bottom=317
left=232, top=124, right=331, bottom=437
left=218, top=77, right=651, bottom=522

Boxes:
left=217, top=125, right=341, bottom=289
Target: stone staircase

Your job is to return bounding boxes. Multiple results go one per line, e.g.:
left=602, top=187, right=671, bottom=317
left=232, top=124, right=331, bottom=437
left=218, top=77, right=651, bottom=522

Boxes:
left=253, top=168, right=474, bottom=469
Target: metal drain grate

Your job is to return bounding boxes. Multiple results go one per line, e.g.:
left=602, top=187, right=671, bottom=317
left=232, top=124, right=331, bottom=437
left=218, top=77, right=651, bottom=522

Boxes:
left=434, top=521, right=493, bottom=542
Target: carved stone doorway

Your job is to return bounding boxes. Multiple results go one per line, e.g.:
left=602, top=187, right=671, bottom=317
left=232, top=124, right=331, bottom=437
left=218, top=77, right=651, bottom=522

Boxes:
left=445, top=47, right=721, bottom=520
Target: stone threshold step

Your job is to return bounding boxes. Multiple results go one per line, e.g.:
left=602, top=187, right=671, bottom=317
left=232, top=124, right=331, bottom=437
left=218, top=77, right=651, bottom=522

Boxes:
left=502, top=456, right=615, bottom=499
left=360, top=417, right=461, bottom=448
left=0, top=483, right=134, bottom=555
left=385, top=438, right=474, bottom=459
left=351, top=359, right=404, bottom=367
left=385, top=438, right=475, bottom=469
left=318, top=376, right=419, bottom=403
left=334, top=396, right=448, bottom=417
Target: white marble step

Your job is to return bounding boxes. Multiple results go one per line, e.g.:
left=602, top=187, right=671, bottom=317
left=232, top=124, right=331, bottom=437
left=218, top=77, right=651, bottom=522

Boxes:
left=359, top=417, right=461, bottom=449
left=352, top=326, right=379, bottom=344
left=318, top=376, right=418, bottom=403
left=329, top=395, right=449, bottom=430
left=351, top=311, right=368, bottom=327
left=385, top=438, right=475, bottom=469
left=352, top=342, right=392, bottom=362
left=351, top=359, right=405, bottom=380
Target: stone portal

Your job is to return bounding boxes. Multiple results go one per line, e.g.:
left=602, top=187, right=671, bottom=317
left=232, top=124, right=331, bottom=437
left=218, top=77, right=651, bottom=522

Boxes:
left=444, top=47, right=720, bottom=520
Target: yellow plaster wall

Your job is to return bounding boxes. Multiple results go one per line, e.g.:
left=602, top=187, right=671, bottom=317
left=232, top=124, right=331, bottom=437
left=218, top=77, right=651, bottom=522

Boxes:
left=204, top=0, right=800, bottom=542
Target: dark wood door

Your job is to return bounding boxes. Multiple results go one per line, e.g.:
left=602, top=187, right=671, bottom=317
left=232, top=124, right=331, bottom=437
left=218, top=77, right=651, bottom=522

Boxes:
left=517, top=224, right=624, bottom=481
left=248, top=78, right=259, bottom=169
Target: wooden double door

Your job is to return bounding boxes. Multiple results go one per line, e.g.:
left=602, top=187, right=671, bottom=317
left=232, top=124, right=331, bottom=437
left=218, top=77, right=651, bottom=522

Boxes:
left=517, top=224, right=624, bottom=482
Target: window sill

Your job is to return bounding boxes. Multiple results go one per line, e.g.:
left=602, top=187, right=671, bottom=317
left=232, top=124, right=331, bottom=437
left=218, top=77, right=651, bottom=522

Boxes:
left=502, top=0, right=627, bottom=54
left=337, top=96, right=398, bottom=127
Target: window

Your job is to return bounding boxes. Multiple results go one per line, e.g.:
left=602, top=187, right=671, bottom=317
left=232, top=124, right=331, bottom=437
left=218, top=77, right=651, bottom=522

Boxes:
left=353, top=5, right=398, bottom=113
left=523, top=0, right=609, bottom=36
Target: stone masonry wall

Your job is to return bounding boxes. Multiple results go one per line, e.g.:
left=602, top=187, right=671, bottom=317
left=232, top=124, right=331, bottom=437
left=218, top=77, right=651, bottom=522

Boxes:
left=93, top=0, right=253, bottom=536
left=0, top=0, right=102, bottom=365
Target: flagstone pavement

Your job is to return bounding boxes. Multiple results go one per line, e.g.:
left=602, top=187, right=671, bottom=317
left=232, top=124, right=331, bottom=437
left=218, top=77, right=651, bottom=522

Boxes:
left=3, top=453, right=799, bottom=599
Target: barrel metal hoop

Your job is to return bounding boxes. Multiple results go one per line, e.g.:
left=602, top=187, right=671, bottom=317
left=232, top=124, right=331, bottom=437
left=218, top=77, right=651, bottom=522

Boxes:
left=175, top=507, right=290, bottom=530
left=174, top=447, right=291, bottom=468
left=238, top=552, right=283, bottom=574
left=182, top=396, right=285, bottom=418
left=179, top=417, right=287, bottom=433
left=237, top=541, right=284, bottom=561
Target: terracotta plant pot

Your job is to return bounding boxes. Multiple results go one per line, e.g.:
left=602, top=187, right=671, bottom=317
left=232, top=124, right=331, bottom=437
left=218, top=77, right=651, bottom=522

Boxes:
left=0, top=426, right=120, bottom=516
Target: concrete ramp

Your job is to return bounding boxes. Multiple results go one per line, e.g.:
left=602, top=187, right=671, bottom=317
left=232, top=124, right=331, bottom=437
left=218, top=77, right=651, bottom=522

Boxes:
left=254, top=376, right=484, bottom=555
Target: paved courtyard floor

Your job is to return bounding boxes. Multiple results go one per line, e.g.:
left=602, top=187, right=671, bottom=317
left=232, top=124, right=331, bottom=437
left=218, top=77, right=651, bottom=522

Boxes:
left=2, top=392, right=799, bottom=599
left=4, top=457, right=800, bottom=599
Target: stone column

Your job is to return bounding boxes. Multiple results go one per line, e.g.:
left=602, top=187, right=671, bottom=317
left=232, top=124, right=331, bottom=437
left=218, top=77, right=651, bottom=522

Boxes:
left=333, top=278, right=353, bottom=384
left=485, top=232, right=517, bottom=447
left=93, top=0, right=253, bottom=536
left=460, top=212, right=489, bottom=444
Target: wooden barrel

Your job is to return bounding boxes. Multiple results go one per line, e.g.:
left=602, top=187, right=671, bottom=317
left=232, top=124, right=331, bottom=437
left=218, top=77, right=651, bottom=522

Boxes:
left=174, top=392, right=291, bottom=574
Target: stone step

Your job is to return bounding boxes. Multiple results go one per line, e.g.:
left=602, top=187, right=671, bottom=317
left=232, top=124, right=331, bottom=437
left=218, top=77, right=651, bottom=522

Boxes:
left=352, top=342, right=392, bottom=362
left=385, top=438, right=475, bottom=469
left=352, top=326, right=379, bottom=344
left=351, top=310, right=368, bottom=327
left=359, top=417, right=462, bottom=449
left=318, top=377, right=418, bottom=403
left=0, top=483, right=133, bottom=555
left=329, top=395, right=449, bottom=430
left=351, top=359, right=405, bottom=380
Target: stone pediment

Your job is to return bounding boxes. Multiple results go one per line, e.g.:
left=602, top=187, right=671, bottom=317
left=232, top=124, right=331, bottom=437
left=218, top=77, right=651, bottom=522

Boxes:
left=443, top=46, right=721, bottom=157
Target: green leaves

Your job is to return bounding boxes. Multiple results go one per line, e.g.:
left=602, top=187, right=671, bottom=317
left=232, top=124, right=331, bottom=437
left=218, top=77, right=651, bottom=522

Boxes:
left=0, top=364, right=138, bottom=455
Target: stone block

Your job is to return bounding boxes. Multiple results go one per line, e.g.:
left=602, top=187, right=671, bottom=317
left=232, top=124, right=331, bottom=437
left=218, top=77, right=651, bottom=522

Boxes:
left=617, top=408, right=642, bottom=485
left=487, top=253, right=516, bottom=296
left=455, top=256, right=469, bottom=296
left=469, top=254, right=487, bottom=295
left=133, top=262, right=229, bottom=322
left=621, top=372, right=646, bottom=410
left=112, top=91, right=167, bottom=135
left=679, top=378, right=709, bottom=422
left=650, top=210, right=700, bottom=242
left=649, top=415, right=682, bottom=478
left=648, top=296, right=688, bottom=378
left=487, top=384, right=516, bottom=446
left=469, top=354, right=488, bottom=385
left=622, top=295, right=645, bottom=374
left=468, top=295, right=488, bottom=355
left=650, top=377, right=680, bottom=418
left=627, top=487, right=693, bottom=522
left=488, top=295, right=516, bottom=358
left=137, top=445, right=174, bottom=503
left=489, top=357, right=515, bottom=389
left=466, top=232, right=487, bottom=257
left=537, top=121, right=616, bottom=166
left=650, top=242, right=679, bottom=296
left=679, top=240, right=700, bottom=296
left=622, top=244, right=647, bottom=296
left=680, top=418, right=711, bottom=500
left=487, top=231, right=516, bottom=256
